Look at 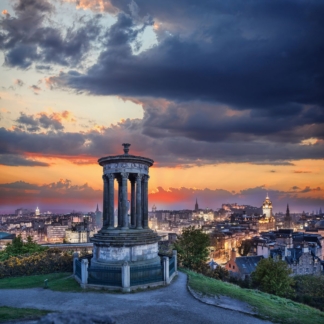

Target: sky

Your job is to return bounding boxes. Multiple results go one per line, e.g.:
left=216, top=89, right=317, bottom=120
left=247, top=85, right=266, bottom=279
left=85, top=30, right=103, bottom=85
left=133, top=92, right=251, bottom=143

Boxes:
left=0, top=0, right=323, bottom=214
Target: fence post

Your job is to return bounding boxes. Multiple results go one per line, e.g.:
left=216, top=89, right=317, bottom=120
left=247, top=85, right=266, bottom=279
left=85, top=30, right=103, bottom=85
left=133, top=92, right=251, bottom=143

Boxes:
left=73, top=252, right=79, bottom=275
left=122, top=262, right=130, bottom=292
left=81, top=259, right=88, bottom=287
left=163, top=256, right=170, bottom=285
left=173, top=250, right=178, bottom=274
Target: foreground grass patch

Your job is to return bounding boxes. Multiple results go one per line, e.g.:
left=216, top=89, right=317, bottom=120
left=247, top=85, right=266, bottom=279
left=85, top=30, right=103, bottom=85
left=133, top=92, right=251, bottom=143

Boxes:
left=0, top=272, right=83, bottom=292
left=0, top=306, right=50, bottom=322
left=184, top=269, right=324, bottom=324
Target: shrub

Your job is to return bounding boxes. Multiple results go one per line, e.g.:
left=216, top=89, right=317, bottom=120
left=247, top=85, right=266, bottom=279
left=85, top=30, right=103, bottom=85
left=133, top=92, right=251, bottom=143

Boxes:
left=0, top=248, right=73, bottom=278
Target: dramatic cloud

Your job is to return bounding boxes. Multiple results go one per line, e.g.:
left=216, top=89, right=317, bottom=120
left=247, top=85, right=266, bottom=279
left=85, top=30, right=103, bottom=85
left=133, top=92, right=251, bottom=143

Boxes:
left=0, top=179, right=102, bottom=212
left=14, top=111, right=75, bottom=133
left=0, top=0, right=102, bottom=68
left=0, top=154, right=50, bottom=167
left=41, top=1, right=324, bottom=166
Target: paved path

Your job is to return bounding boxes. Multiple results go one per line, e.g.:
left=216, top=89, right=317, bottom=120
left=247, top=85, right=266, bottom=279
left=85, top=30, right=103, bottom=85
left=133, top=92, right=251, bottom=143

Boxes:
left=0, top=273, right=272, bottom=324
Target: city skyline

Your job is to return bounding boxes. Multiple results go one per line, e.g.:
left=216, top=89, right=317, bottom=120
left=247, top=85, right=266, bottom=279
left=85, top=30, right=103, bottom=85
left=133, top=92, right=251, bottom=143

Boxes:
left=0, top=1, right=323, bottom=213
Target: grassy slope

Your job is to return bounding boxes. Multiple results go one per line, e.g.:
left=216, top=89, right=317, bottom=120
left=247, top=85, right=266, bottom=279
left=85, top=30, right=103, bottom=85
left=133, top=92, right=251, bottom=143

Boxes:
left=0, top=306, right=50, bottom=322
left=184, top=269, right=324, bottom=324
left=0, top=272, right=83, bottom=292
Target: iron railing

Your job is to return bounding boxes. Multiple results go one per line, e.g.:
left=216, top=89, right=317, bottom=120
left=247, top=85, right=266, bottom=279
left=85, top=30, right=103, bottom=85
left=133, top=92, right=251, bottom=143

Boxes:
left=75, top=259, right=82, bottom=280
left=88, top=266, right=122, bottom=287
left=169, top=256, right=175, bottom=276
left=130, top=263, right=164, bottom=286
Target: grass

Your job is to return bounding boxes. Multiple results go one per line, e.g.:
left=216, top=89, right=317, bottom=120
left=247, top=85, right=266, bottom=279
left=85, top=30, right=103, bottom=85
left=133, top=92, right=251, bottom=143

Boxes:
left=183, top=269, right=324, bottom=324
left=0, top=306, right=50, bottom=322
left=0, top=272, right=83, bottom=292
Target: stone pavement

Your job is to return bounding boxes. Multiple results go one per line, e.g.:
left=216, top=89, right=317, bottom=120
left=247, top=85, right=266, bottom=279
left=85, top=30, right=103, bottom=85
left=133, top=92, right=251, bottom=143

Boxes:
left=0, top=272, right=272, bottom=324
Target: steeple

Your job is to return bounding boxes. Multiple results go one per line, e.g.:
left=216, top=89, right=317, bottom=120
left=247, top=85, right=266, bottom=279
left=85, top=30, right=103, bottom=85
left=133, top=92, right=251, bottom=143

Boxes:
left=284, top=203, right=292, bottom=229
left=96, top=204, right=100, bottom=212
left=195, top=198, right=199, bottom=212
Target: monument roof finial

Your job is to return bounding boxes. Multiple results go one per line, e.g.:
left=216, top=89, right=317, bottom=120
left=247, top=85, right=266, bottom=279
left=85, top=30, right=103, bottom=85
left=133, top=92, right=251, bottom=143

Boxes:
left=122, top=143, right=131, bottom=154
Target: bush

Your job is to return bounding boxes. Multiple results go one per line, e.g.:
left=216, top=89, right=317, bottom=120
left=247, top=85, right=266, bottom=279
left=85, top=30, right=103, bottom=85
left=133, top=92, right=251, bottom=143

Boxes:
left=0, top=248, right=73, bottom=278
left=293, top=275, right=324, bottom=311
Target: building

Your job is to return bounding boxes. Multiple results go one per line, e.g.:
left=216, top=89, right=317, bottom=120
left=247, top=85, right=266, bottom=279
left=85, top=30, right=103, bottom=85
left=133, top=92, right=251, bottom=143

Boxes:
left=262, top=194, right=273, bottom=218
left=270, top=243, right=322, bottom=276
left=46, top=224, right=69, bottom=243
left=0, top=232, right=15, bottom=250
left=35, top=207, right=40, bottom=216
left=65, top=229, right=94, bottom=243
left=225, top=248, right=264, bottom=279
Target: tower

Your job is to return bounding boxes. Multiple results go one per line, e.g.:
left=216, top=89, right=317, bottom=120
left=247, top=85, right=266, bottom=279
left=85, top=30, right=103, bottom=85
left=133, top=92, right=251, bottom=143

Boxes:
left=195, top=198, right=199, bottom=212
left=262, top=194, right=272, bottom=218
left=94, top=204, right=102, bottom=228
left=284, top=204, right=292, bottom=229
left=35, top=206, right=40, bottom=216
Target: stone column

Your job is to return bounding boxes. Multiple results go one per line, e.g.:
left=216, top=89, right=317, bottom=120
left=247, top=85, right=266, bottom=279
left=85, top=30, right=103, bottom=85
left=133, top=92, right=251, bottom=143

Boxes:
left=102, top=175, right=109, bottom=227
left=130, top=178, right=136, bottom=227
left=81, top=259, right=88, bottom=287
left=121, top=172, right=129, bottom=230
left=163, top=256, right=170, bottom=285
left=122, top=262, right=130, bottom=292
left=108, top=174, right=115, bottom=229
left=117, top=177, right=122, bottom=228
left=143, top=175, right=149, bottom=229
left=173, top=250, right=178, bottom=274
left=136, top=174, right=143, bottom=229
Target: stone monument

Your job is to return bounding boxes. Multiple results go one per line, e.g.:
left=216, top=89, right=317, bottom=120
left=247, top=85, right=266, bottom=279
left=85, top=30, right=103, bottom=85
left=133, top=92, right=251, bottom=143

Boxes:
left=90, top=143, right=160, bottom=268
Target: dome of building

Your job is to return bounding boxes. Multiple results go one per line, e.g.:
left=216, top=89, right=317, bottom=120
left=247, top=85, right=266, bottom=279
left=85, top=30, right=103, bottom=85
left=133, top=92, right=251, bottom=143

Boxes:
left=315, top=220, right=324, bottom=229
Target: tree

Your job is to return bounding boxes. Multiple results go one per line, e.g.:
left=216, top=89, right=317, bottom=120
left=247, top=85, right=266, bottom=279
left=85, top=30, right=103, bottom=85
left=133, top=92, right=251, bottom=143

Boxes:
left=173, top=226, right=210, bottom=270
left=251, top=257, right=295, bottom=297
left=0, top=235, right=47, bottom=261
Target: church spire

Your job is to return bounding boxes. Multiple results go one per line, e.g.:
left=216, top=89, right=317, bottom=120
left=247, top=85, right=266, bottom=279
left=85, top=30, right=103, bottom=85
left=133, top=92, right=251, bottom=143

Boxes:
left=96, top=204, right=99, bottom=212
left=195, top=198, right=199, bottom=212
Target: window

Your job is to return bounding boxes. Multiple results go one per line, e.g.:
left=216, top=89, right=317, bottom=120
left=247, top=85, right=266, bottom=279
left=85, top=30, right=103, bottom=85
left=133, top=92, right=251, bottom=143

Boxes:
left=233, top=266, right=235, bottom=269
left=229, top=263, right=231, bottom=268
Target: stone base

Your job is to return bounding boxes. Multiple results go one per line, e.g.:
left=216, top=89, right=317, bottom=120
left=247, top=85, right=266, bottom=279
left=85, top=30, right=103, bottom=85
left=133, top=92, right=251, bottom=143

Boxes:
left=92, top=242, right=160, bottom=266
left=90, top=228, right=160, bottom=247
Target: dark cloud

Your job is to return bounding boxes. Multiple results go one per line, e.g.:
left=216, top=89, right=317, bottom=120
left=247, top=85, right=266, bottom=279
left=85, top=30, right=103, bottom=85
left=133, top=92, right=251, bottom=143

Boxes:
left=1, top=1, right=324, bottom=167
left=0, top=154, right=50, bottom=167
left=299, top=186, right=321, bottom=193
left=291, top=186, right=300, bottom=190
left=15, top=112, right=64, bottom=132
left=0, top=179, right=102, bottom=212
left=1, top=180, right=322, bottom=213
left=0, top=0, right=101, bottom=68
left=55, top=1, right=324, bottom=110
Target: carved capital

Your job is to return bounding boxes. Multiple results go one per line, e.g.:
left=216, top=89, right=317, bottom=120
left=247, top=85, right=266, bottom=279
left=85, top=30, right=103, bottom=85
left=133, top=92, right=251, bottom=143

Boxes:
left=143, top=175, right=150, bottom=182
left=136, top=173, right=143, bottom=182
left=107, top=173, right=115, bottom=180
left=102, top=175, right=108, bottom=182
left=120, top=172, right=129, bottom=180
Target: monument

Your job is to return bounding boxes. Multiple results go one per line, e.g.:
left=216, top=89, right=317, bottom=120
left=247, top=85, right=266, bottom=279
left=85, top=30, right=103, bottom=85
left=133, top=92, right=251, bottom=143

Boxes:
left=90, top=143, right=160, bottom=268
left=74, top=144, right=177, bottom=291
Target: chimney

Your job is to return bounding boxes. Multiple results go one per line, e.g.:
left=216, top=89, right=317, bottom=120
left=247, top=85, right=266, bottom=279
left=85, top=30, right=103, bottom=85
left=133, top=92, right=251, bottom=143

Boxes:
left=302, top=242, right=309, bottom=254
left=231, top=248, right=236, bottom=261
